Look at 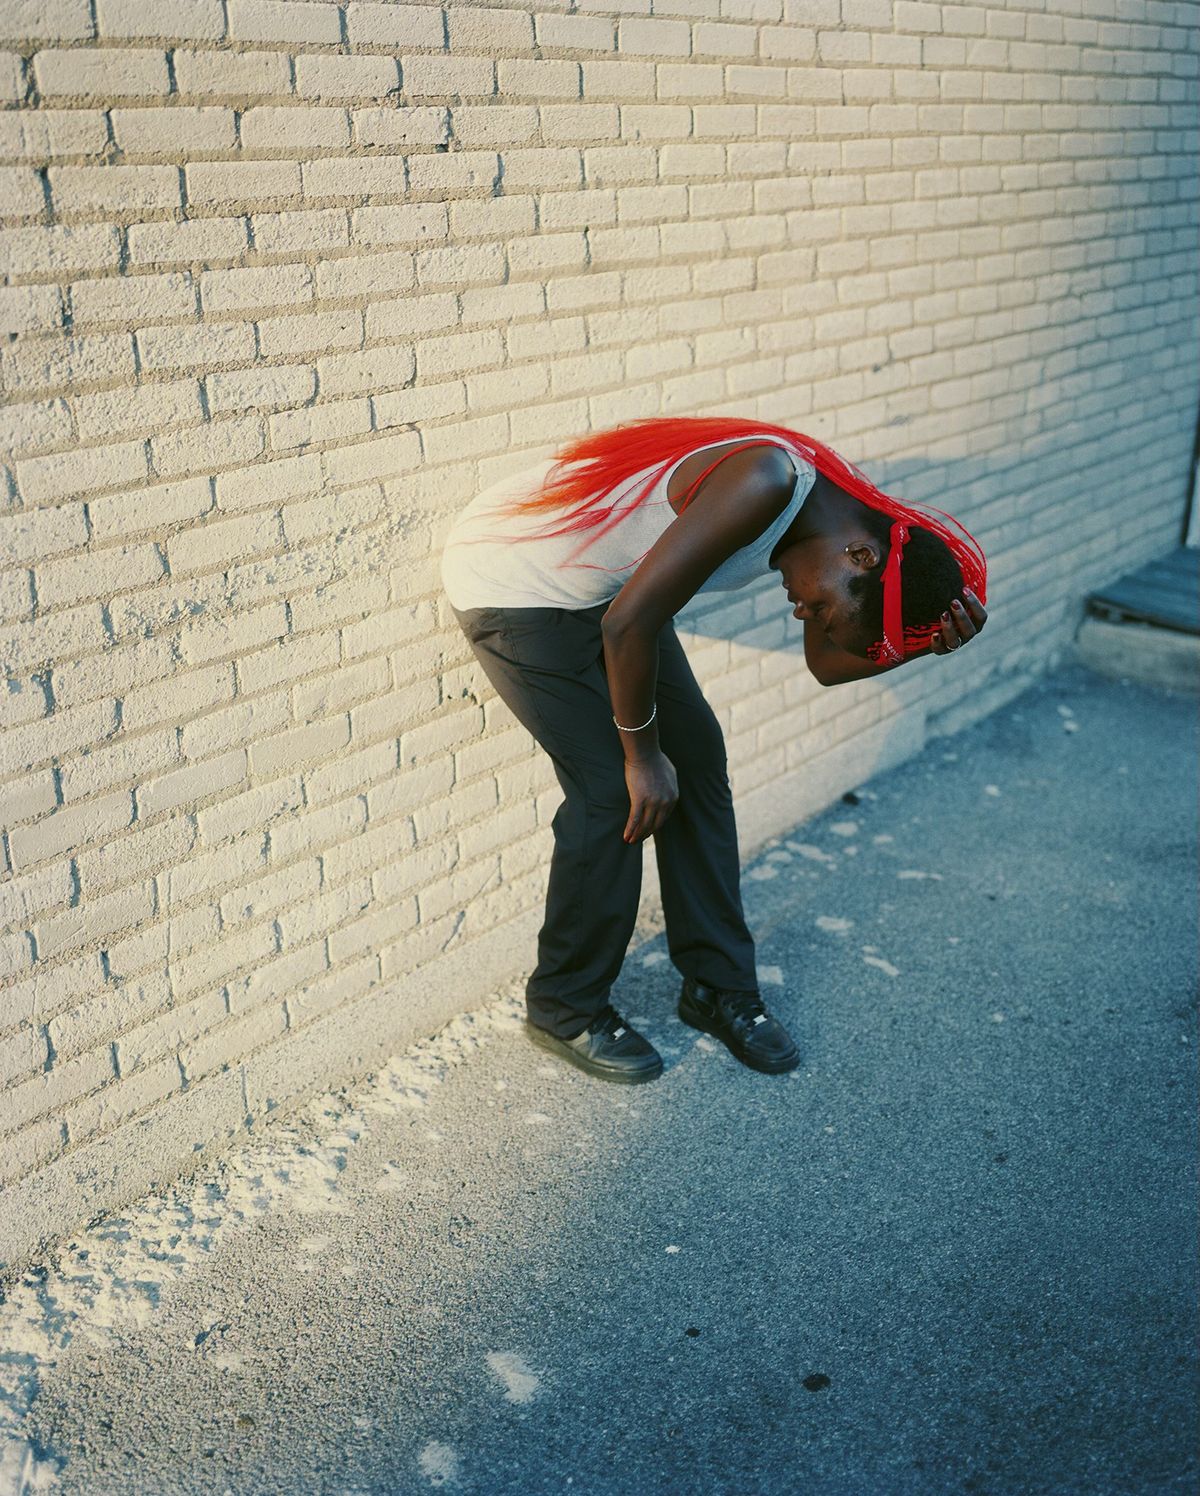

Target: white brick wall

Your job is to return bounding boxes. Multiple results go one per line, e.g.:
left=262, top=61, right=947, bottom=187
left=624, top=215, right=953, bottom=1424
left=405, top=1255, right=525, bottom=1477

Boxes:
left=1, top=0, right=1197, bottom=1274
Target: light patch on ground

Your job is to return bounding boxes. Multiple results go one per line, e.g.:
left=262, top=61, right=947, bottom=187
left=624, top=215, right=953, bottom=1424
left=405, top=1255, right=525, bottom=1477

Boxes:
left=485, top=1351, right=540, bottom=1404
left=873, top=833, right=894, bottom=844
left=640, top=950, right=668, bottom=967
left=829, top=821, right=859, bottom=837
left=756, top=965, right=784, bottom=986
left=295, top=1233, right=333, bottom=1274
left=815, top=916, right=853, bottom=935
left=984, top=785, right=1002, bottom=797
left=786, top=842, right=836, bottom=864
left=863, top=956, right=901, bottom=977
left=419, top=1440, right=461, bottom=1486
left=0, top=1438, right=61, bottom=1494
left=747, top=863, right=778, bottom=880
left=897, top=870, right=944, bottom=881
left=375, top=1164, right=411, bottom=1197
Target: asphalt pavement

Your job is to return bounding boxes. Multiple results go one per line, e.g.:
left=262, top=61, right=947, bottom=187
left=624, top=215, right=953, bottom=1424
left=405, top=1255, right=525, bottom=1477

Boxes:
left=1, top=658, right=1196, bottom=1496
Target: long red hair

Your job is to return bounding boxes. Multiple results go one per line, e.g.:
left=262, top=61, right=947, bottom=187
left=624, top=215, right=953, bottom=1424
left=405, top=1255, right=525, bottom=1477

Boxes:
left=474, top=416, right=987, bottom=660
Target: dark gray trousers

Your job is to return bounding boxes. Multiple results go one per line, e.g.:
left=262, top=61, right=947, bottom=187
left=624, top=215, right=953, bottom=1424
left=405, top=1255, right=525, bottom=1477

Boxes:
left=450, top=599, right=759, bottom=1039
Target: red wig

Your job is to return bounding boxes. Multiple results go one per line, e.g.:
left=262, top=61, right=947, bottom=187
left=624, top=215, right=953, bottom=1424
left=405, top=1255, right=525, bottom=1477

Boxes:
left=473, top=416, right=987, bottom=665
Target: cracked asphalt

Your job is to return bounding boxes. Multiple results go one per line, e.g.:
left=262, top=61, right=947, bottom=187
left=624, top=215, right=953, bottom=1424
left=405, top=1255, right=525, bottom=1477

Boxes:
left=2, top=658, right=1196, bottom=1496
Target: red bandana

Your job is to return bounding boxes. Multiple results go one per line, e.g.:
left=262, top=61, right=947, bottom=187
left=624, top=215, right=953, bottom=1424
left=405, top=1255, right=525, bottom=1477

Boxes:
left=876, top=518, right=910, bottom=665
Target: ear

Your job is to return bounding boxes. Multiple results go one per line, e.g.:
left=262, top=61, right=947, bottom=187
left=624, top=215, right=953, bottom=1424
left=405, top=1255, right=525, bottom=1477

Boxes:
left=844, top=541, right=881, bottom=572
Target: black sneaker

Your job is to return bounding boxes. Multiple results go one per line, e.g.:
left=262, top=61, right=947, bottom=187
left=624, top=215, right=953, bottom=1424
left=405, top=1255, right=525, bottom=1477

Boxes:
left=525, top=1005, right=664, bottom=1085
left=678, top=977, right=800, bottom=1074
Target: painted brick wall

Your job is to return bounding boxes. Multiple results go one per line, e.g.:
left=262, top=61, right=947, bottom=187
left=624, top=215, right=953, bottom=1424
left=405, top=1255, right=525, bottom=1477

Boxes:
left=1, top=0, right=1196, bottom=1274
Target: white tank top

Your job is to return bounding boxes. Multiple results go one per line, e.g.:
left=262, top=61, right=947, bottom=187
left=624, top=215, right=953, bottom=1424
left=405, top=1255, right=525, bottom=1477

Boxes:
left=440, top=434, right=817, bottom=611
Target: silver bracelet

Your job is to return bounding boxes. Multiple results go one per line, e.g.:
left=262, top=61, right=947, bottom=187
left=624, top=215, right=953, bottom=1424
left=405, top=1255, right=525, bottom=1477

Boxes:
left=613, top=703, right=656, bottom=732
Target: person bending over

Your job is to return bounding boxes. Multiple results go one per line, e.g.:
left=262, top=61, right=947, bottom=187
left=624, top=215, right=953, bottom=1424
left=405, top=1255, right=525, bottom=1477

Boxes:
left=442, top=415, right=987, bottom=1085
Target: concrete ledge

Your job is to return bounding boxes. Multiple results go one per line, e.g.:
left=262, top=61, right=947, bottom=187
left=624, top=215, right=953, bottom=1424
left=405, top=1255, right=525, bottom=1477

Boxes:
left=1073, top=616, right=1200, bottom=696
left=0, top=1070, right=246, bottom=1278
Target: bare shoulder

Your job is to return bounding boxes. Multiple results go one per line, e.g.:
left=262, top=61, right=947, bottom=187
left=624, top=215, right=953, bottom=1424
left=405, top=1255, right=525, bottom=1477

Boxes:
left=667, top=439, right=799, bottom=515
left=603, top=443, right=800, bottom=634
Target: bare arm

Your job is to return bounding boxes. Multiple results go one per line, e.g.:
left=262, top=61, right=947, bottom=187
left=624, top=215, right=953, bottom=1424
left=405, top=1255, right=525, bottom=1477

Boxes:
left=600, top=442, right=799, bottom=761
left=602, top=624, right=663, bottom=762
left=600, top=444, right=798, bottom=843
left=603, top=624, right=684, bottom=845
left=804, top=627, right=901, bottom=687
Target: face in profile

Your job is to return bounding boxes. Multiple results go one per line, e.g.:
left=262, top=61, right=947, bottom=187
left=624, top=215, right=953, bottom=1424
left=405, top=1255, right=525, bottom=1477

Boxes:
left=774, top=533, right=879, bottom=659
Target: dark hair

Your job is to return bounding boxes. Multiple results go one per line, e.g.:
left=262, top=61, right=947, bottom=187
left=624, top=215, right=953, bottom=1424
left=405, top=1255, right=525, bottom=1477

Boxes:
left=845, top=505, right=965, bottom=658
